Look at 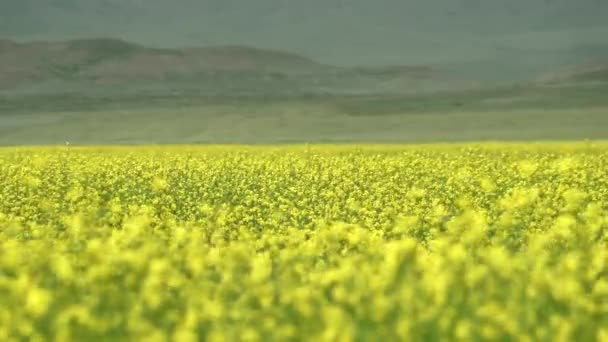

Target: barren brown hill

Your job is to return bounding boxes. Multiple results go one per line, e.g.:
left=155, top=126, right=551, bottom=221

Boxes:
left=0, top=38, right=460, bottom=95
left=0, top=38, right=327, bottom=84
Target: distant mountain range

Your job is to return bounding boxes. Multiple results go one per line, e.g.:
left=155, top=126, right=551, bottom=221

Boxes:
left=0, top=38, right=471, bottom=95
left=2, top=0, right=608, bottom=75
left=0, top=38, right=323, bottom=80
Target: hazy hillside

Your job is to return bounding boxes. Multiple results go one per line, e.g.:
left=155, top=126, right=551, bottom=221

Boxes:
left=2, top=0, right=608, bottom=80
left=539, top=60, right=608, bottom=84
left=0, top=38, right=469, bottom=95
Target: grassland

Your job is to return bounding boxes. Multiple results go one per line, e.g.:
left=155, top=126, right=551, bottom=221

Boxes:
left=1, top=82, right=607, bottom=145
left=0, top=143, right=607, bottom=341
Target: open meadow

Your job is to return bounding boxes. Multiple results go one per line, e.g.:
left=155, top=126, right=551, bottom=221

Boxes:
left=1, top=143, right=607, bottom=341
left=2, top=82, right=608, bottom=145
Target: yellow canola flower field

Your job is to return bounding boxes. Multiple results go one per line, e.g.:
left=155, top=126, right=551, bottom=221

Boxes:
left=0, top=143, right=607, bottom=341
